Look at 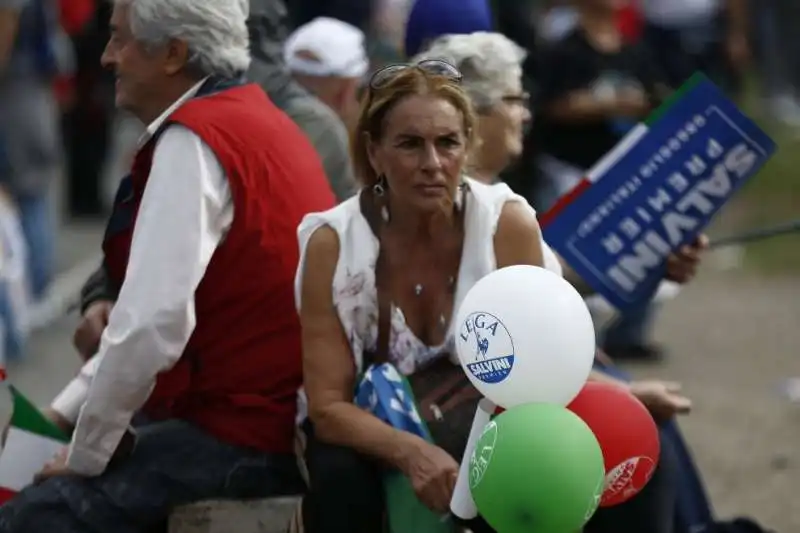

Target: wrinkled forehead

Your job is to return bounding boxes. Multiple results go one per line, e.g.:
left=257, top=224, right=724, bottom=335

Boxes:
left=380, top=94, right=466, bottom=139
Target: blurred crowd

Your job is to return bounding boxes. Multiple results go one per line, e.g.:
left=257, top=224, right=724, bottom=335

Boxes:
left=0, top=0, right=796, bottom=363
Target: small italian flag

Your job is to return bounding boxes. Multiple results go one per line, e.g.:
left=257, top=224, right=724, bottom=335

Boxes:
left=0, top=377, right=68, bottom=502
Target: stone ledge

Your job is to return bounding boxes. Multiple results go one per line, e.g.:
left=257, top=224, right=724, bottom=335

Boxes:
left=168, top=496, right=300, bottom=533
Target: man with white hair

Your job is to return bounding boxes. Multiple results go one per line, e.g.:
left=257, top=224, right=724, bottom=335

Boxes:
left=284, top=16, right=369, bottom=126
left=0, top=0, right=336, bottom=530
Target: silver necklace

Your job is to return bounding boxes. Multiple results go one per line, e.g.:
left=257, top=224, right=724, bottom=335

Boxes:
left=414, top=276, right=455, bottom=297
left=415, top=276, right=455, bottom=329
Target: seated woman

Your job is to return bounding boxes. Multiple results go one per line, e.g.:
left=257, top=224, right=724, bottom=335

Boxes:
left=295, top=58, right=700, bottom=532
left=296, top=60, right=550, bottom=533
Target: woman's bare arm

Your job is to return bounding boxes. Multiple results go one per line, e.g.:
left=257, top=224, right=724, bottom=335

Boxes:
left=301, top=225, right=425, bottom=467
left=493, top=200, right=545, bottom=268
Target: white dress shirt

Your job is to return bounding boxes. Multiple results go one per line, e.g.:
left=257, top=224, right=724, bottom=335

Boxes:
left=52, top=78, right=235, bottom=476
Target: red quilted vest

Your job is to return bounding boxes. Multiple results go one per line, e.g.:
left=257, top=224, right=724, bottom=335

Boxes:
left=102, top=80, right=336, bottom=453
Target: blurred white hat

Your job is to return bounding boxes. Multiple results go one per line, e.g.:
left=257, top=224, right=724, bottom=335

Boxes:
left=284, top=17, right=369, bottom=79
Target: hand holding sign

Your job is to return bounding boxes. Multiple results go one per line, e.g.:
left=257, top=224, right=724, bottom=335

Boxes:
left=542, top=74, right=776, bottom=312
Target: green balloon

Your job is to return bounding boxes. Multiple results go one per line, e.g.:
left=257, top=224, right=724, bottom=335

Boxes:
left=469, top=403, right=605, bottom=533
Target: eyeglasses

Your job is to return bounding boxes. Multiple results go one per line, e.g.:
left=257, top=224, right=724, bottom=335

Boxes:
left=368, top=59, right=462, bottom=91
left=501, top=92, right=531, bottom=107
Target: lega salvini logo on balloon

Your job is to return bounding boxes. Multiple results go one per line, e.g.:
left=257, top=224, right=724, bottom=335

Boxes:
left=468, top=420, right=498, bottom=491
left=458, top=312, right=515, bottom=384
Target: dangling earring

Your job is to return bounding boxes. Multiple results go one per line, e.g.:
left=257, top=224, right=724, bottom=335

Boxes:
left=373, top=174, right=387, bottom=197
left=373, top=174, right=390, bottom=223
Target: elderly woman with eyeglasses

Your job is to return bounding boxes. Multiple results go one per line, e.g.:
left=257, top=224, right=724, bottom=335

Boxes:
left=413, top=33, right=533, bottom=187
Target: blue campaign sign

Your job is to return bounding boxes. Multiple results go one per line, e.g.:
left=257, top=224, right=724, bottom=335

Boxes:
left=542, top=76, right=777, bottom=312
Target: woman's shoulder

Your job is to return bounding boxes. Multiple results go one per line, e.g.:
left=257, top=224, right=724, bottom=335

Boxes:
left=294, top=191, right=378, bottom=311
left=465, top=177, right=537, bottom=225
left=464, top=178, right=563, bottom=275
left=297, top=192, right=370, bottom=251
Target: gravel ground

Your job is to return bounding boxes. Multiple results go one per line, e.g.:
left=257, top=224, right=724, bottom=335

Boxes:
left=624, top=269, right=800, bottom=532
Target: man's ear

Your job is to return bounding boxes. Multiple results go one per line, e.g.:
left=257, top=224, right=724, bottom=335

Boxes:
left=164, top=38, right=190, bottom=76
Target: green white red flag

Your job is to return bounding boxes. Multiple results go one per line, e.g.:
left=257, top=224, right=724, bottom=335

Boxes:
left=0, top=378, right=68, bottom=502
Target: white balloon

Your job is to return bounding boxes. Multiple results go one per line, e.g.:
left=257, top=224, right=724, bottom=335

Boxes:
left=454, top=265, right=596, bottom=408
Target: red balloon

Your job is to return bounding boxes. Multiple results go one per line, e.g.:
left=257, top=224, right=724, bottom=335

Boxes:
left=567, top=381, right=660, bottom=507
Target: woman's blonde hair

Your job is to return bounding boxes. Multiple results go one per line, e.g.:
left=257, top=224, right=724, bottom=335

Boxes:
left=351, top=66, right=478, bottom=187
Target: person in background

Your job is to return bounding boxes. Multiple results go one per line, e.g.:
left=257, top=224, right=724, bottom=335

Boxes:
left=640, top=0, right=749, bottom=95
left=490, top=0, right=541, bottom=52
left=0, top=0, right=71, bottom=301
left=369, top=0, right=414, bottom=65
left=617, top=0, right=643, bottom=42
left=403, top=0, right=493, bottom=57
left=248, top=0, right=357, bottom=201
left=53, top=0, right=93, bottom=109
left=0, top=187, right=31, bottom=364
left=284, top=16, right=369, bottom=129
left=537, top=0, right=580, bottom=43
left=0, top=0, right=34, bottom=363
left=3, top=0, right=336, bottom=531
left=285, top=0, right=376, bottom=34
left=62, top=1, right=116, bottom=218
left=752, top=0, right=800, bottom=125
left=413, top=33, right=532, bottom=187
left=528, top=0, right=671, bottom=361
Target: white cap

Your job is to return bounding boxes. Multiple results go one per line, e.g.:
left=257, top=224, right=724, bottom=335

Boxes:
left=284, top=17, right=369, bottom=79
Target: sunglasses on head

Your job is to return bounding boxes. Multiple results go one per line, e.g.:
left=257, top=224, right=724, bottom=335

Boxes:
left=368, top=59, right=462, bottom=91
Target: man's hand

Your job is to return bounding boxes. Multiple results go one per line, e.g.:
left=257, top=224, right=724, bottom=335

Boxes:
left=630, top=380, right=692, bottom=421
left=32, top=427, right=136, bottom=483
left=73, top=300, right=114, bottom=361
left=665, top=234, right=709, bottom=284
left=33, top=448, right=73, bottom=483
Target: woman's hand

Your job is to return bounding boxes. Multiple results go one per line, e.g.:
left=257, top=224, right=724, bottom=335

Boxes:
left=665, top=234, right=708, bottom=284
left=399, top=436, right=460, bottom=513
left=630, top=380, right=692, bottom=422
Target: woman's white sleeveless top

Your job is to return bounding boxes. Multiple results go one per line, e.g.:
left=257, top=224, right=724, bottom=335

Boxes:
left=294, top=178, right=563, bottom=377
